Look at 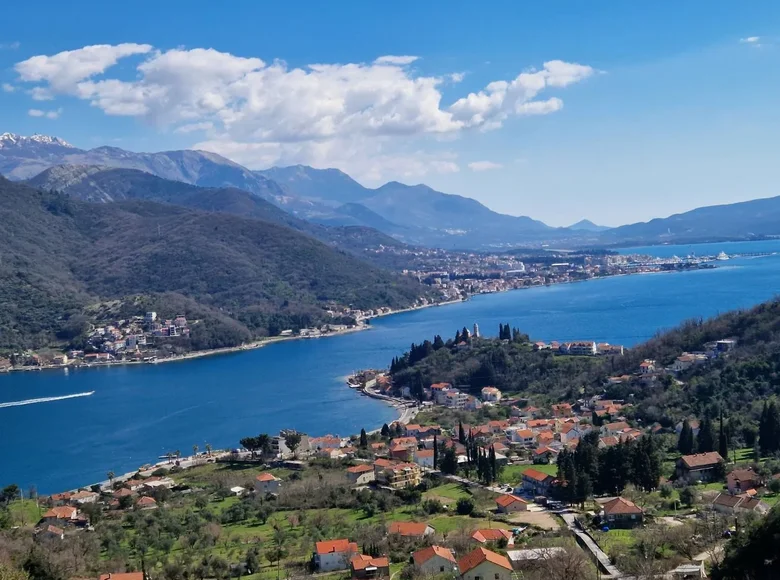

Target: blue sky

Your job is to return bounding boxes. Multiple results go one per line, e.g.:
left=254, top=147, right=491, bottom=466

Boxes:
left=2, top=1, right=780, bottom=226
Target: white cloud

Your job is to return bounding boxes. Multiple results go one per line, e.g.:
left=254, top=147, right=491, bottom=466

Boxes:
left=468, top=160, right=503, bottom=171
left=373, top=55, right=419, bottom=65
left=15, top=44, right=595, bottom=177
left=2, top=83, right=15, bottom=93
left=740, top=36, right=760, bottom=43
left=28, top=107, right=62, bottom=119
left=16, top=43, right=153, bottom=91
left=0, top=41, right=20, bottom=50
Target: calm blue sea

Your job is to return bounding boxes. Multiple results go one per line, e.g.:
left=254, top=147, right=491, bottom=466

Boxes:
left=2, top=239, right=780, bottom=493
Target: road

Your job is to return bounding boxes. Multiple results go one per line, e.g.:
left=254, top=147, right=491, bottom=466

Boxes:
left=560, top=512, right=624, bottom=578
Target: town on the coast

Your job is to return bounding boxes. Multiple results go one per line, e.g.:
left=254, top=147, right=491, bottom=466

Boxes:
left=0, top=249, right=739, bottom=373
left=5, top=316, right=779, bottom=580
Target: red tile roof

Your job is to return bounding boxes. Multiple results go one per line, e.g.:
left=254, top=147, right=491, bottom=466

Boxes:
left=42, top=506, right=77, bottom=519
left=346, top=464, right=374, bottom=474
left=315, top=539, right=358, bottom=555
left=255, top=472, right=279, bottom=482
left=387, top=521, right=432, bottom=537
left=603, top=497, right=642, bottom=516
left=136, top=497, right=157, bottom=507
left=495, top=494, right=527, bottom=507
left=471, top=528, right=513, bottom=543
left=99, top=574, right=144, bottom=580
left=458, top=547, right=512, bottom=573
left=350, top=554, right=389, bottom=570
left=412, top=546, right=457, bottom=566
left=680, top=452, right=724, bottom=469
left=522, top=468, right=554, bottom=482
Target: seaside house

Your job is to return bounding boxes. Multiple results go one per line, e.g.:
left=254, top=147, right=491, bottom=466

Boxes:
left=471, top=528, right=514, bottom=546
left=518, top=468, right=555, bottom=496
left=69, top=490, right=99, bottom=505
left=136, top=496, right=158, bottom=510
left=601, top=497, right=643, bottom=528
left=314, top=539, right=359, bottom=572
left=551, top=403, right=573, bottom=417
left=413, top=449, right=435, bottom=469
left=412, top=546, right=458, bottom=576
left=350, top=555, right=389, bottom=580
left=254, top=473, right=282, bottom=495
left=346, top=464, right=375, bottom=486
left=377, top=463, right=422, bottom=489
left=495, top=494, right=528, bottom=514
left=481, top=386, right=502, bottom=402
left=676, top=452, right=724, bottom=482
left=727, top=468, right=764, bottom=495
left=387, top=521, right=435, bottom=538
left=458, top=547, right=513, bottom=580
left=41, top=506, right=79, bottom=526
left=712, top=493, right=770, bottom=516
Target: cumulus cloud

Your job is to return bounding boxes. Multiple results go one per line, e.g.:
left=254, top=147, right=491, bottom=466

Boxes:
left=740, top=36, right=760, bottom=43
left=14, top=44, right=595, bottom=178
left=28, top=108, right=62, bottom=119
left=468, top=161, right=503, bottom=171
left=2, top=83, right=15, bottom=93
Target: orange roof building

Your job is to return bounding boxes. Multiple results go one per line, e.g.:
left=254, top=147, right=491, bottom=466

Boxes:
left=387, top=521, right=435, bottom=537
left=458, top=547, right=512, bottom=579
left=471, top=528, right=514, bottom=545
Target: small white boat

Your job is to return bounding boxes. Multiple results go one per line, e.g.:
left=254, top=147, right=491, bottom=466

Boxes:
left=716, top=251, right=729, bottom=261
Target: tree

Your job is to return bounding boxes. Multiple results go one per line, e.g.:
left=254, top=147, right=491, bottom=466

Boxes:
left=107, top=471, right=115, bottom=488
left=697, top=414, right=716, bottom=453
left=678, top=419, right=695, bottom=455
left=440, top=447, right=458, bottom=475
left=380, top=423, right=390, bottom=438
left=679, top=486, right=697, bottom=506
left=458, top=421, right=466, bottom=445
left=205, top=443, right=212, bottom=456
left=284, top=432, right=302, bottom=457
left=359, top=429, right=368, bottom=449
left=257, top=434, right=272, bottom=457
left=0, top=563, right=29, bottom=580
left=240, top=437, right=258, bottom=457
left=267, top=524, right=288, bottom=580
left=768, top=477, right=780, bottom=494
left=193, top=444, right=199, bottom=457
left=718, top=409, right=729, bottom=459
left=455, top=497, right=474, bottom=515
left=0, top=485, right=20, bottom=504
left=759, top=399, right=780, bottom=455
left=433, top=434, right=439, bottom=469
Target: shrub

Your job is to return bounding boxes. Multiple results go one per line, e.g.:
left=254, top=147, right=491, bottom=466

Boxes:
left=456, top=498, right=475, bottom=515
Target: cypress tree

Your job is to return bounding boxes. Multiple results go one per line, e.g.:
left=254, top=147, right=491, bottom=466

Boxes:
left=678, top=419, right=694, bottom=455
left=433, top=434, right=438, bottom=469
left=489, top=445, right=497, bottom=483
left=458, top=421, right=466, bottom=445
left=718, top=409, right=729, bottom=459
left=359, top=428, right=368, bottom=448
left=380, top=423, right=390, bottom=438
left=697, top=414, right=716, bottom=453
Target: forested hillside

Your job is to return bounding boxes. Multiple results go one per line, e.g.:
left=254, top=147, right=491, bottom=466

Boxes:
left=0, top=177, right=427, bottom=351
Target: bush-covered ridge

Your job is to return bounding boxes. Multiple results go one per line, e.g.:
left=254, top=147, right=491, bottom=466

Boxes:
left=0, top=177, right=427, bottom=351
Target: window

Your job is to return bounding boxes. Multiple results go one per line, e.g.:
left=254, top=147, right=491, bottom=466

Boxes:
left=440, top=567, right=445, bottom=572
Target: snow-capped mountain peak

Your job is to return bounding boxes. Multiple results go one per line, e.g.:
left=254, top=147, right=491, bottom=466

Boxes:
left=0, top=132, right=75, bottom=149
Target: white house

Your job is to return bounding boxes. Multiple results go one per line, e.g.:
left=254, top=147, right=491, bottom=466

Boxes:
left=254, top=473, right=282, bottom=495
left=458, top=548, right=513, bottom=580
left=346, top=464, right=375, bottom=485
left=414, top=449, right=435, bottom=469
left=314, top=539, right=358, bottom=572
left=481, top=386, right=502, bottom=402
left=412, top=546, right=458, bottom=576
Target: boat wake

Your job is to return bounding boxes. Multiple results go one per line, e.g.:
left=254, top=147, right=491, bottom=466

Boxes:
left=0, top=391, right=95, bottom=409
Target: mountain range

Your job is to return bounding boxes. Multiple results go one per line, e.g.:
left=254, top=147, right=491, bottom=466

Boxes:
left=4, top=132, right=780, bottom=248
left=0, top=175, right=427, bottom=351
left=0, top=133, right=582, bottom=248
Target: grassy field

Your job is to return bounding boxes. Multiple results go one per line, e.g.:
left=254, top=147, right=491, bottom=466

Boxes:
left=8, top=499, right=42, bottom=526
left=593, top=528, right=637, bottom=556
left=499, top=463, right=557, bottom=484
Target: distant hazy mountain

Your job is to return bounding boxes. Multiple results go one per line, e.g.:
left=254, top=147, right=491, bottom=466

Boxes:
left=2, top=133, right=572, bottom=249
left=0, top=133, right=285, bottom=201
left=26, top=165, right=407, bottom=263
left=601, top=195, right=780, bottom=245
left=568, top=219, right=611, bottom=232
left=257, top=165, right=369, bottom=204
